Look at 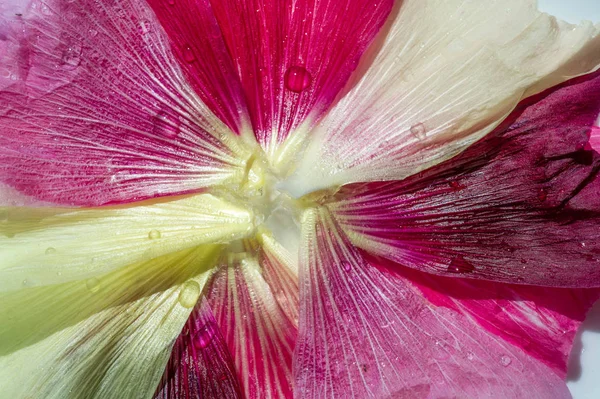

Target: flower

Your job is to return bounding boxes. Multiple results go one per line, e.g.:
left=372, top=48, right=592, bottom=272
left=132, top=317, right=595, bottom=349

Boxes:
left=1, top=0, right=600, bottom=398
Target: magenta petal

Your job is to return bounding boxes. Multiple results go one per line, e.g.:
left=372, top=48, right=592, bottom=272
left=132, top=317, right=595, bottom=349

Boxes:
left=206, top=259, right=297, bottom=398
left=208, top=0, right=393, bottom=151
left=155, top=300, right=243, bottom=399
left=145, top=0, right=249, bottom=134
left=296, top=209, right=585, bottom=398
left=0, top=0, right=246, bottom=206
left=330, top=71, right=600, bottom=287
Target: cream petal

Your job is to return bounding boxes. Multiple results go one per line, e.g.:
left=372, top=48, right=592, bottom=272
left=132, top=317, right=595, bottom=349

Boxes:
left=281, top=0, right=600, bottom=197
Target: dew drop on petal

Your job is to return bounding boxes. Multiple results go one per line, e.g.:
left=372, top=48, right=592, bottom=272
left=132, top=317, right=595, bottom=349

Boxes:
left=447, top=255, right=475, bottom=274
left=148, top=229, right=161, bottom=239
left=537, top=188, right=547, bottom=202
left=342, top=261, right=352, bottom=272
left=86, top=277, right=100, bottom=293
left=152, top=111, right=180, bottom=138
left=410, top=123, right=427, bottom=140
left=183, top=45, right=196, bottom=63
left=467, top=352, right=475, bottom=361
left=45, top=247, right=56, bottom=255
left=138, top=19, right=151, bottom=35
left=500, top=355, right=512, bottom=367
left=449, top=180, right=461, bottom=190
left=193, top=322, right=216, bottom=349
left=178, top=281, right=201, bottom=308
left=284, top=65, right=312, bottom=93
left=60, top=44, right=82, bottom=71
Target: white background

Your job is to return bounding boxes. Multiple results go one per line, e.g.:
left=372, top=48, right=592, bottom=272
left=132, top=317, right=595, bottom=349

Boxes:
left=536, top=2, right=600, bottom=398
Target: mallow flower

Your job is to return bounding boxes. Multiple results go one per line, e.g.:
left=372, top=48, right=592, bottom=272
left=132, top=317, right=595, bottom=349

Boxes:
left=2, top=0, right=600, bottom=398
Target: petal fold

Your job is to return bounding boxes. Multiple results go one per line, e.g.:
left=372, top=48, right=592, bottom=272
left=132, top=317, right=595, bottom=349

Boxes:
left=327, top=71, right=600, bottom=287
left=282, top=0, right=600, bottom=196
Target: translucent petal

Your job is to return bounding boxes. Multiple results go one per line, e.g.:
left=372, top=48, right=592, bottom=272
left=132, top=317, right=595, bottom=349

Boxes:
left=0, top=193, right=254, bottom=291
left=0, top=245, right=222, bottom=398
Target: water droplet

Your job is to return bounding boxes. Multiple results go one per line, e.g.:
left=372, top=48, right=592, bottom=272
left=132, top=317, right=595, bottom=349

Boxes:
left=448, top=180, right=461, bottom=190
left=410, top=123, right=427, bottom=140
left=446, top=255, right=475, bottom=274
left=537, top=188, right=547, bottom=202
left=183, top=45, right=196, bottom=63
left=580, top=242, right=586, bottom=248
left=500, top=355, right=512, bottom=367
left=138, top=20, right=151, bottom=35
left=467, top=352, right=474, bottom=361
left=178, top=281, right=200, bottom=308
left=148, top=229, right=161, bottom=239
left=60, top=44, right=82, bottom=70
left=342, top=261, right=351, bottom=272
left=45, top=247, right=57, bottom=255
left=152, top=110, right=180, bottom=138
left=193, top=323, right=216, bottom=349
left=284, top=65, right=312, bottom=93
left=22, top=279, right=29, bottom=287
left=86, top=277, right=100, bottom=293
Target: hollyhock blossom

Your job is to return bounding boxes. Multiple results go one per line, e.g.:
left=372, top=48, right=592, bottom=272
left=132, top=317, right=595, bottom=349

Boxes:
left=1, top=0, right=600, bottom=398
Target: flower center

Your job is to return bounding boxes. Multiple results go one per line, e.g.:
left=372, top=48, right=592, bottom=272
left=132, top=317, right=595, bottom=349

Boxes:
left=237, top=153, right=302, bottom=255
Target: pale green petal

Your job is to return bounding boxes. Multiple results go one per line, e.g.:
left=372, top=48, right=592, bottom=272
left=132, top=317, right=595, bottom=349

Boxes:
left=0, top=245, right=221, bottom=398
left=0, top=193, right=254, bottom=291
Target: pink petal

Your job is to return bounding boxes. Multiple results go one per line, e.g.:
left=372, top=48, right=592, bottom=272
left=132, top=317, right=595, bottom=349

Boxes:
left=296, top=208, right=593, bottom=398
left=329, top=71, right=600, bottom=287
left=0, top=0, right=248, bottom=206
left=145, top=0, right=249, bottom=134
left=590, top=126, right=600, bottom=152
left=205, top=255, right=297, bottom=398
left=155, top=300, right=243, bottom=399
left=207, top=0, right=393, bottom=154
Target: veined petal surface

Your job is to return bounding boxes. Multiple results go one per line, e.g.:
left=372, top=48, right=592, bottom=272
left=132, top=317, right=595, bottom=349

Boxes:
left=327, top=71, right=600, bottom=287
left=0, top=245, right=222, bottom=398
left=283, top=0, right=600, bottom=196
left=0, top=193, right=254, bottom=291
left=154, top=299, right=244, bottom=399
left=295, top=208, right=596, bottom=398
left=205, top=249, right=298, bottom=398
left=145, top=0, right=250, bottom=135
left=205, top=0, right=393, bottom=159
left=0, top=0, right=250, bottom=206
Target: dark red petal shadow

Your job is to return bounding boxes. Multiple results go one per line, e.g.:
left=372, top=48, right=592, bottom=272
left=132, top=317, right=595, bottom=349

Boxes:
left=330, top=70, right=600, bottom=287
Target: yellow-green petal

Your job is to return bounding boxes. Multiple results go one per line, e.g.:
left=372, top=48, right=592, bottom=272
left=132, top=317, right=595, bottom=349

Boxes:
left=0, top=193, right=254, bottom=291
